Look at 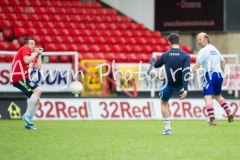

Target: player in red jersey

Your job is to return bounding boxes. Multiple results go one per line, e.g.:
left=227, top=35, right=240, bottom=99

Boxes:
left=11, top=37, right=43, bottom=130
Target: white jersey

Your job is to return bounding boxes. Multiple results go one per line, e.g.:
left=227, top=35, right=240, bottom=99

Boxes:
left=196, top=44, right=224, bottom=73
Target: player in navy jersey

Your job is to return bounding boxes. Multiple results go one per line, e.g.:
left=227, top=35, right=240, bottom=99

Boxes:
left=192, top=32, right=234, bottom=125
left=148, top=33, right=190, bottom=135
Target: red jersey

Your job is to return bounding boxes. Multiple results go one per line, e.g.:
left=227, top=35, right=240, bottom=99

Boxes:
left=11, top=45, right=37, bottom=84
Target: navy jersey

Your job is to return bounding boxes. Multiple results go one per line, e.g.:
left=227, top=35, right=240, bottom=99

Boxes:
left=154, top=48, right=190, bottom=91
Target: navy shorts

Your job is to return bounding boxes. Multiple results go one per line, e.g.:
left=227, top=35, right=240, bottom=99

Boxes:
left=203, top=72, right=223, bottom=96
left=159, top=83, right=183, bottom=101
left=13, top=78, right=39, bottom=98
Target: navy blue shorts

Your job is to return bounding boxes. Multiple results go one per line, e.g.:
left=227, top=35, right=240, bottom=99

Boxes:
left=203, top=72, right=223, bottom=96
left=159, top=83, right=183, bottom=101
left=13, top=78, right=39, bottom=98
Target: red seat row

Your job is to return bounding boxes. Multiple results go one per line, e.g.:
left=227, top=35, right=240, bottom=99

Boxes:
left=0, top=1, right=100, bottom=8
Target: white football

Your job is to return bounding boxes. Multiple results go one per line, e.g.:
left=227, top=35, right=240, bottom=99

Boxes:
left=70, top=81, right=83, bottom=94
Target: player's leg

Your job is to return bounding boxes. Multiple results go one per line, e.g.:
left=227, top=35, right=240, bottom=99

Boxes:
left=213, top=73, right=234, bottom=123
left=203, top=72, right=216, bottom=125
left=159, top=85, right=173, bottom=135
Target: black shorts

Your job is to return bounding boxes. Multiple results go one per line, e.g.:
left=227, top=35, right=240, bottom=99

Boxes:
left=13, top=78, right=39, bottom=98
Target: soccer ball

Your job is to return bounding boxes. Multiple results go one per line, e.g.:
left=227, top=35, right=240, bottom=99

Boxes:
left=70, top=81, right=83, bottom=94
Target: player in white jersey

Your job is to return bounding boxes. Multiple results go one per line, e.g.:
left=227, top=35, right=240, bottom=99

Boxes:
left=192, top=32, right=234, bottom=125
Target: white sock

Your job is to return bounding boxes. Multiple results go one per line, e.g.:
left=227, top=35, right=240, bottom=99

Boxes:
left=25, top=94, right=39, bottom=116
left=31, top=106, right=38, bottom=119
left=163, top=117, right=171, bottom=130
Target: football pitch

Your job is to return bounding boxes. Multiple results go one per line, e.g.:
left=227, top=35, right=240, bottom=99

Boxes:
left=0, top=120, right=239, bottom=160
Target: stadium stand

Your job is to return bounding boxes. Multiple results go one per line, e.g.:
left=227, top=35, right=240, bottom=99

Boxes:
left=0, top=0, right=193, bottom=63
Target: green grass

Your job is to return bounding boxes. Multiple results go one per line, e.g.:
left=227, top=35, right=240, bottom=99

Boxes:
left=0, top=120, right=239, bottom=160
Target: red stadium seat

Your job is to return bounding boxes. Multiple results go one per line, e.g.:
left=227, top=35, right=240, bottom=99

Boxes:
left=95, top=36, right=105, bottom=44
left=0, top=20, right=11, bottom=30
left=63, top=36, right=73, bottom=43
left=78, top=44, right=89, bottom=52
left=0, top=42, right=9, bottom=50
left=65, top=23, right=76, bottom=29
left=62, top=1, right=72, bottom=7
left=82, top=52, right=94, bottom=59
left=116, top=37, right=126, bottom=44
left=0, top=54, right=5, bottom=62
left=31, top=35, right=41, bottom=43
left=7, top=14, right=17, bottom=20
left=18, top=14, right=28, bottom=21
left=95, top=23, right=106, bottom=30
left=89, top=45, right=99, bottom=52
left=101, top=15, right=112, bottom=22
left=100, top=30, right=111, bottom=37
left=125, top=37, right=136, bottom=44
left=67, top=8, right=77, bottom=14
left=111, top=15, right=121, bottom=22
left=152, top=45, right=162, bottom=52
left=15, top=6, right=24, bottom=13
left=42, top=1, right=51, bottom=7
left=9, top=42, right=20, bottom=51
left=94, top=52, right=105, bottom=59
left=106, top=23, right=116, bottom=30
left=29, top=14, right=39, bottom=21
left=50, top=15, right=61, bottom=21
left=115, top=53, right=126, bottom=62
left=116, top=23, right=127, bottom=30
left=54, top=22, right=64, bottom=28
left=37, top=28, right=48, bottom=35
left=72, top=1, right=81, bottom=7
left=160, top=45, right=170, bottom=52
left=41, top=35, right=52, bottom=43
left=85, top=23, right=96, bottom=29
left=156, top=38, right=168, bottom=45
left=39, top=14, right=50, bottom=21
left=126, top=23, right=137, bottom=30
left=132, top=45, right=141, bottom=53
left=0, top=13, right=6, bottom=19
left=3, top=28, right=13, bottom=39
left=190, top=57, right=196, bottom=63
left=99, top=44, right=110, bottom=52
left=105, top=37, right=116, bottom=44
left=10, top=0, right=20, bottom=5
left=14, top=28, right=26, bottom=38
left=21, top=0, right=31, bottom=6
left=26, top=28, right=37, bottom=35
left=152, top=31, right=162, bottom=37
left=91, top=15, right=102, bottom=22
left=81, top=2, right=91, bottom=8
left=105, top=53, right=115, bottom=62
left=11, top=21, right=23, bottom=28
left=52, top=1, right=61, bottom=7
left=59, top=29, right=69, bottom=36
left=126, top=53, right=137, bottom=62
left=121, top=45, right=131, bottom=53
left=141, top=30, right=151, bottom=37
left=77, top=8, right=87, bottom=14
left=97, top=8, right=107, bottom=15
left=48, top=29, right=59, bottom=35
left=132, top=30, right=142, bottom=37
left=57, top=44, right=68, bottom=51
left=0, top=35, right=4, bottom=41
left=56, top=7, right=66, bottom=14
left=80, top=30, right=90, bottom=36
left=45, top=7, right=56, bottom=14
left=43, top=22, right=54, bottom=28
left=106, top=8, right=117, bottom=15
left=75, top=23, right=85, bottom=29
left=24, top=6, right=35, bottom=13
left=68, top=44, right=78, bottom=51
left=0, top=0, right=9, bottom=5
left=73, top=36, right=84, bottom=43
left=91, top=30, right=100, bottom=36
left=121, top=16, right=131, bottom=22
left=60, top=15, right=70, bottom=22
left=60, top=55, right=70, bottom=62
left=3, top=6, right=14, bottom=13
left=110, top=45, right=121, bottom=52
left=110, top=30, right=121, bottom=37
left=70, top=15, right=81, bottom=22
left=136, top=37, right=146, bottom=45
left=92, top=2, right=101, bottom=8
left=33, top=21, right=43, bottom=28
left=181, top=45, right=194, bottom=54
left=32, top=1, right=41, bottom=6
left=84, top=36, right=95, bottom=44
left=35, top=7, right=45, bottom=14
left=86, top=8, right=97, bottom=15
left=45, top=43, right=57, bottom=51
left=81, top=15, right=91, bottom=22
left=136, top=53, right=148, bottom=63
left=5, top=55, right=14, bottom=62
left=122, top=30, right=132, bottom=37
left=136, top=23, right=145, bottom=30
left=52, top=36, right=63, bottom=43
left=146, top=37, right=156, bottom=45
left=23, top=21, right=33, bottom=28
left=141, top=45, right=152, bottom=53
left=49, top=55, right=59, bottom=63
